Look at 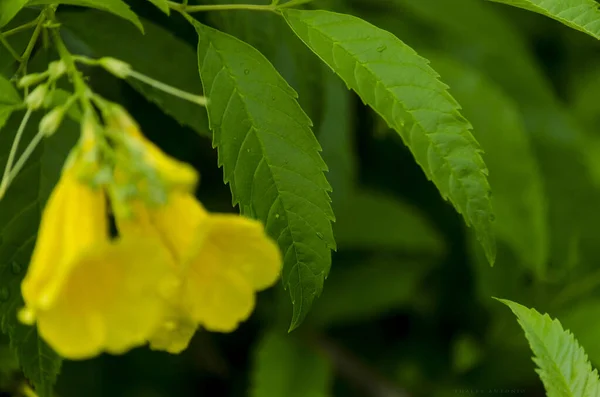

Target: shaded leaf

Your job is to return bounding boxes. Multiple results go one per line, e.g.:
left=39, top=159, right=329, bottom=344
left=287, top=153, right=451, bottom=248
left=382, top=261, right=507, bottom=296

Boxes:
left=429, top=54, right=548, bottom=276
left=192, top=20, right=335, bottom=330
left=335, top=190, right=444, bottom=254
left=0, top=112, right=78, bottom=396
left=58, top=10, right=210, bottom=137
left=488, top=0, right=600, bottom=39
left=309, top=256, right=434, bottom=327
left=498, top=299, right=600, bottom=397
left=251, top=329, right=332, bottom=397
left=282, top=9, right=496, bottom=265
left=0, top=74, right=21, bottom=132
left=27, top=0, right=143, bottom=32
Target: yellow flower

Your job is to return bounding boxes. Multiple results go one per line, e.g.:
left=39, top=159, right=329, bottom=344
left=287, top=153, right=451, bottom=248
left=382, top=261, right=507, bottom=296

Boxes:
left=20, top=159, right=176, bottom=359
left=118, top=192, right=282, bottom=352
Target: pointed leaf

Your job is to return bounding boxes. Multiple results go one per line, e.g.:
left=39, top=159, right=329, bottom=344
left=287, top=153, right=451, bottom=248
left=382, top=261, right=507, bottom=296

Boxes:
left=498, top=299, right=600, bottom=397
left=0, top=0, right=27, bottom=28
left=27, top=0, right=143, bottom=32
left=488, top=0, right=600, bottom=40
left=58, top=10, right=209, bottom=137
left=0, top=112, right=78, bottom=396
left=282, top=9, right=496, bottom=264
left=146, top=0, right=169, bottom=14
left=192, top=20, right=335, bottom=329
left=251, top=329, right=332, bottom=397
left=429, top=54, right=548, bottom=276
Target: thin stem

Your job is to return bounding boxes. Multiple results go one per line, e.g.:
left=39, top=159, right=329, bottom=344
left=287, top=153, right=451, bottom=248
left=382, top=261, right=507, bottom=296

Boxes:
left=167, top=1, right=276, bottom=12
left=15, top=13, right=46, bottom=77
left=128, top=69, right=208, bottom=106
left=0, top=109, right=33, bottom=200
left=0, top=34, right=21, bottom=62
left=278, top=0, right=315, bottom=8
left=1, top=19, right=39, bottom=37
left=5, top=127, right=47, bottom=193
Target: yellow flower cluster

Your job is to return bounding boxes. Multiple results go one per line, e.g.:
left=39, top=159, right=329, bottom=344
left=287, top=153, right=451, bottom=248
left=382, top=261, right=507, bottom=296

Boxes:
left=19, top=106, right=281, bottom=360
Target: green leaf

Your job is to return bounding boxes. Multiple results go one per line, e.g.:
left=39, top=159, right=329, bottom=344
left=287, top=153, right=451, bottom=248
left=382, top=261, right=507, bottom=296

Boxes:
left=282, top=9, right=496, bottom=265
left=192, top=20, right=335, bottom=330
left=0, top=112, right=78, bottom=396
left=251, top=329, right=332, bottom=397
left=27, top=0, right=143, bottom=32
left=309, top=256, right=435, bottom=328
left=146, top=0, right=169, bottom=14
left=498, top=299, right=600, bottom=396
left=335, top=190, right=444, bottom=254
left=488, top=0, right=600, bottom=40
left=57, top=10, right=209, bottom=138
left=428, top=54, right=548, bottom=276
left=0, top=0, right=28, bottom=28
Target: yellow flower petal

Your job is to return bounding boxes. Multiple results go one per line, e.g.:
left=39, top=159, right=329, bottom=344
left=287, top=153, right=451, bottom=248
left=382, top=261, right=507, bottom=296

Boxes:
left=21, top=167, right=107, bottom=310
left=148, top=313, right=198, bottom=354
left=181, top=215, right=282, bottom=332
left=35, top=237, right=176, bottom=360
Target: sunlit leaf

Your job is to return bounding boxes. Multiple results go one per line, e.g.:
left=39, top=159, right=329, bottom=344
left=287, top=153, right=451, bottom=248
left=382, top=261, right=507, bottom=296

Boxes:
left=0, top=0, right=28, bottom=28
left=488, top=0, right=600, bottom=39
left=192, top=20, right=335, bottom=330
left=498, top=299, right=600, bottom=396
left=282, top=9, right=496, bottom=265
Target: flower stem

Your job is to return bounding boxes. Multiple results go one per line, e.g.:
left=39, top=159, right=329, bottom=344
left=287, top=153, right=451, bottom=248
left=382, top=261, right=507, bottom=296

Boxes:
left=1, top=19, right=39, bottom=37
left=0, top=108, right=32, bottom=200
left=0, top=34, right=21, bottom=62
left=15, top=13, right=46, bottom=78
left=167, top=1, right=276, bottom=12
left=128, top=69, right=208, bottom=106
left=4, top=127, right=47, bottom=192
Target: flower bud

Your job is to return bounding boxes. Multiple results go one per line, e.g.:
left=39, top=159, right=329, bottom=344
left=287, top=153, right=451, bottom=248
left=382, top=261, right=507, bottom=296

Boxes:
left=25, top=85, right=48, bottom=110
left=99, top=57, right=131, bottom=79
left=39, top=107, right=65, bottom=136
left=47, top=60, right=67, bottom=80
left=18, top=73, right=47, bottom=88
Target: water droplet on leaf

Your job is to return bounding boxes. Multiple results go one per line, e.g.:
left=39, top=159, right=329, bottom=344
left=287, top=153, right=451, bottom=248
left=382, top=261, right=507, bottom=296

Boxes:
left=275, top=214, right=280, bottom=219
left=11, top=262, right=21, bottom=274
left=244, top=69, right=250, bottom=75
left=0, top=287, right=9, bottom=302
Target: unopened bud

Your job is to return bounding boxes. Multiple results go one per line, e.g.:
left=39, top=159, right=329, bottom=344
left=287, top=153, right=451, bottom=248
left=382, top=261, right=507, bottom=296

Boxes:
left=99, top=57, right=131, bottom=78
left=39, top=107, right=65, bottom=136
left=47, top=60, right=67, bottom=80
left=18, top=73, right=47, bottom=88
left=25, top=84, right=48, bottom=110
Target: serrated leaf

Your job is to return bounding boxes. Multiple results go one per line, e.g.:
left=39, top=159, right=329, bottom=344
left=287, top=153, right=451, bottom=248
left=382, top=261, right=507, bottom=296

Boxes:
left=251, top=329, right=332, bottom=397
left=429, top=54, right=548, bottom=276
left=192, top=20, right=335, bottom=330
left=27, top=0, right=143, bottom=32
left=282, top=9, right=496, bottom=265
left=488, top=0, right=600, bottom=40
left=0, top=112, right=78, bottom=396
left=0, top=0, right=27, bottom=28
left=309, top=256, right=434, bottom=328
left=498, top=299, right=600, bottom=397
left=146, top=0, right=169, bottom=14
left=58, top=10, right=210, bottom=138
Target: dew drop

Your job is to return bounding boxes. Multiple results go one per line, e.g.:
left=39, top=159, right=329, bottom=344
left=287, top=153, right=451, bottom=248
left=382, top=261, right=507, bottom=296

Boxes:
left=247, top=148, right=251, bottom=153
left=244, top=69, right=250, bottom=75
left=377, top=45, right=387, bottom=53
left=11, top=262, right=21, bottom=274
left=0, top=287, right=9, bottom=302
left=275, top=214, right=280, bottom=219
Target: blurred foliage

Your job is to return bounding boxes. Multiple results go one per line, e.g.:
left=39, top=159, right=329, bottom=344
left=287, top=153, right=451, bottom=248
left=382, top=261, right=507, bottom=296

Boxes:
left=1, top=0, right=600, bottom=396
